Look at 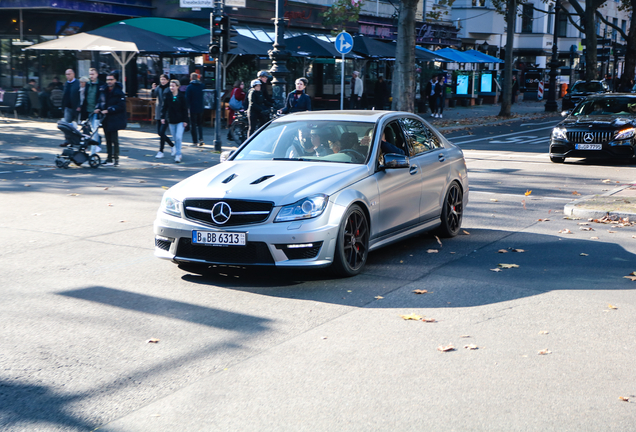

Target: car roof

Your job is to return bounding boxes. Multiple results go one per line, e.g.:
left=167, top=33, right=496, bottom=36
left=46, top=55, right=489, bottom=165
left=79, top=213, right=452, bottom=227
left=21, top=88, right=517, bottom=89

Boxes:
left=583, top=93, right=636, bottom=100
left=272, top=110, right=407, bottom=123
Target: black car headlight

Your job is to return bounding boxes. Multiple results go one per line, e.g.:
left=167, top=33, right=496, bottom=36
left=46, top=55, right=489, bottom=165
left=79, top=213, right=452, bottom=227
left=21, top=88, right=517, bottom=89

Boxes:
left=614, top=127, right=635, bottom=140
left=551, top=127, right=567, bottom=140
left=160, top=194, right=183, bottom=217
left=275, top=194, right=328, bottom=222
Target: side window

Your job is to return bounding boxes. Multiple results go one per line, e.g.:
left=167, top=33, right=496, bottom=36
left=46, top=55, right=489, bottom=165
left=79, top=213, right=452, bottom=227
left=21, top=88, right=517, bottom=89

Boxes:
left=400, top=118, right=442, bottom=155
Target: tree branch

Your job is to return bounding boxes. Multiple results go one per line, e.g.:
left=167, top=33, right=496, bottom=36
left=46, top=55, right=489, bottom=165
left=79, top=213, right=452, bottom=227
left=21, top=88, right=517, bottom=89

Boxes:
left=560, top=8, right=585, bottom=33
left=595, top=10, right=627, bottom=40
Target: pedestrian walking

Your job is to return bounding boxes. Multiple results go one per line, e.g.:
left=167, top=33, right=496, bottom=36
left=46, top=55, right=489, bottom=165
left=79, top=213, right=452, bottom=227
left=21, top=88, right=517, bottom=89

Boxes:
left=349, top=71, right=363, bottom=109
left=227, top=80, right=245, bottom=134
left=62, top=69, right=80, bottom=123
left=161, top=79, right=189, bottom=163
left=151, top=74, right=174, bottom=159
left=434, top=74, right=446, bottom=118
left=425, top=76, right=437, bottom=116
left=95, top=74, right=126, bottom=167
left=86, top=68, right=103, bottom=153
left=279, top=77, right=311, bottom=114
left=247, top=79, right=267, bottom=137
left=185, top=72, right=205, bottom=147
left=78, top=76, right=89, bottom=121
left=511, top=75, right=519, bottom=104
left=374, top=75, right=389, bottom=110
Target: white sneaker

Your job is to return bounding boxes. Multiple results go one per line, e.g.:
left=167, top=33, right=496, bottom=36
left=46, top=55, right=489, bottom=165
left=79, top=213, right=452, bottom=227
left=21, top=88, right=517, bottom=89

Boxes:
left=431, top=113, right=435, bottom=117
left=175, top=154, right=182, bottom=163
left=155, top=151, right=164, bottom=159
left=171, top=146, right=177, bottom=156
left=438, top=114, right=443, bottom=118
left=435, top=114, right=440, bottom=118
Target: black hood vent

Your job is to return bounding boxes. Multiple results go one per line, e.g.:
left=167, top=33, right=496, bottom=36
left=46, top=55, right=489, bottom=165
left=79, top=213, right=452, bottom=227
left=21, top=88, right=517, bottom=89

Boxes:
left=222, top=173, right=238, bottom=184
left=251, top=175, right=274, bottom=185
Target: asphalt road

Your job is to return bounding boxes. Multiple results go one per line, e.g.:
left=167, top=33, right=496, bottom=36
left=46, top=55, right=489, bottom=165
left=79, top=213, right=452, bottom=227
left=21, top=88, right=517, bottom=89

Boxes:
left=1, top=118, right=636, bottom=431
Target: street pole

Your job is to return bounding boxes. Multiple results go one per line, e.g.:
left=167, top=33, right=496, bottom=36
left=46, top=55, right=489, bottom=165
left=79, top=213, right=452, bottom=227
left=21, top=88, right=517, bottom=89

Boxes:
left=545, top=0, right=560, bottom=112
left=212, top=0, right=224, bottom=152
left=340, top=53, right=344, bottom=110
left=268, top=0, right=290, bottom=110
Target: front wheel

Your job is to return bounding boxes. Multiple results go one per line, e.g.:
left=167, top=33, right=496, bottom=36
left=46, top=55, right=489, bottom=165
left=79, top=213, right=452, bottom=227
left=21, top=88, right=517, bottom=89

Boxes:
left=331, top=204, right=369, bottom=277
left=550, top=156, right=565, bottom=163
left=436, top=181, right=463, bottom=238
left=89, top=154, right=101, bottom=168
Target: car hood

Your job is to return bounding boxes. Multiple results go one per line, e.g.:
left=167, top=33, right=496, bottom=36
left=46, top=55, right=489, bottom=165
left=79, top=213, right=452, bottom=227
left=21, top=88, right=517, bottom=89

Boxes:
left=168, top=161, right=370, bottom=206
left=560, top=117, right=636, bottom=128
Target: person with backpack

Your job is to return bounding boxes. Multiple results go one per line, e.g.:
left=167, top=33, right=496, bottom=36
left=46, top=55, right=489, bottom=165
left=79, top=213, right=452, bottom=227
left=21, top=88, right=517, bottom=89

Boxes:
left=185, top=72, right=205, bottom=147
left=161, top=79, right=189, bottom=163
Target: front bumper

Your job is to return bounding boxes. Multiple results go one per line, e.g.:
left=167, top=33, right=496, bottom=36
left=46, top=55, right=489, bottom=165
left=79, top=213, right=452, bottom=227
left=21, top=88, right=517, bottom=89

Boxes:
left=154, top=201, right=347, bottom=268
left=549, top=138, right=636, bottom=160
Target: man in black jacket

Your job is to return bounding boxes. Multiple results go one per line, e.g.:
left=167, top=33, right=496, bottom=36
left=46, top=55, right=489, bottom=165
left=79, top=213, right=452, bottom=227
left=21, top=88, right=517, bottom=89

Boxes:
left=247, top=79, right=267, bottom=137
left=185, top=72, right=205, bottom=147
left=257, top=70, right=274, bottom=111
left=95, top=74, right=127, bottom=166
left=62, top=69, right=81, bottom=123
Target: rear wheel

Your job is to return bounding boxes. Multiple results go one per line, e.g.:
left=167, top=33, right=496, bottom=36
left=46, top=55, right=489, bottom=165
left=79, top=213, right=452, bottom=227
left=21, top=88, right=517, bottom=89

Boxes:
left=550, top=156, right=565, bottom=163
left=89, top=154, right=101, bottom=168
left=436, top=181, right=463, bottom=238
left=55, top=157, right=65, bottom=169
left=332, top=204, right=369, bottom=277
left=230, top=121, right=247, bottom=145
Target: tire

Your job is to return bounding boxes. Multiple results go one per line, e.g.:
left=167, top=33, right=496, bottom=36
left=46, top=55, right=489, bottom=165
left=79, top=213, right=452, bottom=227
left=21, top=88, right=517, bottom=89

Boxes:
left=550, top=156, right=565, bottom=163
left=331, top=204, right=369, bottom=277
left=230, top=121, right=247, bottom=145
left=89, top=154, right=101, bottom=168
left=436, top=181, right=463, bottom=238
left=55, top=157, right=65, bottom=169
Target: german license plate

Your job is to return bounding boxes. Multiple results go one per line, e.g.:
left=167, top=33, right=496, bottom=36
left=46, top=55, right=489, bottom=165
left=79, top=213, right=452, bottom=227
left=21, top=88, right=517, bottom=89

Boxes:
left=575, top=143, right=602, bottom=150
left=192, top=231, right=246, bottom=246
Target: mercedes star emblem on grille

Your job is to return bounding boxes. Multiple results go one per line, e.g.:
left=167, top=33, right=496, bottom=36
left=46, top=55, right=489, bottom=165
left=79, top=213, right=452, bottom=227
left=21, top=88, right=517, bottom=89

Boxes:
left=583, top=133, right=594, bottom=143
left=211, top=202, right=232, bottom=224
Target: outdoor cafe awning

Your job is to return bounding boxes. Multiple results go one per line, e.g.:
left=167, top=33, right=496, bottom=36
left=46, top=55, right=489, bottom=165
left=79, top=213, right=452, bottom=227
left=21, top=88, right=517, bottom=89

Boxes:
left=463, top=49, right=504, bottom=63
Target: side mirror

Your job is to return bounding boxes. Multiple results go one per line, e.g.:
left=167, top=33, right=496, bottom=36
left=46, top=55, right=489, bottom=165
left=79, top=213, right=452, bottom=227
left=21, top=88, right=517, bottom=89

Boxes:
left=220, top=150, right=235, bottom=163
left=381, top=153, right=410, bottom=169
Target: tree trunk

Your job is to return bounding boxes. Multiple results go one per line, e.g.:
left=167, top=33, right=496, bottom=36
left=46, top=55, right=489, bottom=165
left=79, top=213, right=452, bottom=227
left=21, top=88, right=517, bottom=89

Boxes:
left=498, top=0, right=516, bottom=117
left=621, top=3, right=636, bottom=90
left=391, top=0, right=418, bottom=112
left=583, top=6, right=598, bottom=80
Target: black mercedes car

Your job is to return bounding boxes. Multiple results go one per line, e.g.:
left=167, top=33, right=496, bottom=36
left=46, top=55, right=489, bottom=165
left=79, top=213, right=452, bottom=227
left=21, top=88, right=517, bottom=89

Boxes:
left=561, top=80, right=610, bottom=110
left=549, top=94, right=636, bottom=163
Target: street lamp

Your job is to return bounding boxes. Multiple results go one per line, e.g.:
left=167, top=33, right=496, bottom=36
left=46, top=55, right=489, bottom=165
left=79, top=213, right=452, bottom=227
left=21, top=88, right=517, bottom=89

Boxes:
left=268, top=0, right=290, bottom=109
left=545, top=0, right=560, bottom=112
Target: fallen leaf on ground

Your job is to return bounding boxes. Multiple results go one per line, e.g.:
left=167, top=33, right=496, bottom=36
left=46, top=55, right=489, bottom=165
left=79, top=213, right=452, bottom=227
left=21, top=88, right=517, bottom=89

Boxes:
left=161, top=186, right=169, bottom=190
left=602, top=179, right=612, bottom=183
left=490, top=199, right=499, bottom=202
left=422, top=318, right=436, bottom=323
left=400, top=313, right=422, bottom=320
left=498, top=249, right=508, bottom=253
left=563, top=216, right=581, bottom=220
left=521, top=199, right=526, bottom=210
left=559, top=229, right=573, bottom=234
left=464, top=344, right=478, bottom=350
left=578, top=222, right=589, bottom=225
left=412, top=289, right=428, bottom=294
left=619, top=396, right=630, bottom=402
left=608, top=304, right=618, bottom=309
left=435, top=236, right=442, bottom=247
left=580, top=227, right=594, bottom=231
left=463, top=230, right=470, bottom=235
left=68, top=193, right=80, bottom=196
left=498, top=263, right=519, bottom=269
left=119, top=220, right=126, bottom=223
left=572, top=191, right=581, bottom=195
left=427, top=249, right=438, bottom=253
left=460, top=335, right=471, bottom=338
left=147, top=338, right=160, bottom=343
left=608, top=230, right=616, bottom=233
left=24, top=184, right=31, bottom=187
left=580, top=253, right=589, bottom=256
left=538, top=349, right=552, bottom=355
left=537, top=218, right=550, bottom=222
left=512, top=249, right=525, bottom=253
left=591, top=236, right=599, bottom=240
left=525, top=190, right=532, bottom=196
left=374, top=296, right=384, bottom=299
left=437, top=344, right=455, bottom=352
left=138, top=180, right=147, bottom=183
left=539, top=331, right=549, bottom=335
left=490, top=268, right=503, bottom=272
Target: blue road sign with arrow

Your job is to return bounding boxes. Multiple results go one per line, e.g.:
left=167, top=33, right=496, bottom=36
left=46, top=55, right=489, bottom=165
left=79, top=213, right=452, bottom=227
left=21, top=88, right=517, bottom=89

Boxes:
left=335, top=31, right=353, bottom=55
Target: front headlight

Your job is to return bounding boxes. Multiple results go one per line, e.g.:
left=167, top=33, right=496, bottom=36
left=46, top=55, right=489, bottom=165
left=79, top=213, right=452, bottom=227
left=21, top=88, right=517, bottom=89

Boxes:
left=275, top=194, right=328, bottom=222
left=614, top=127, right=635, bottom=140
left=551, top=127, right=568, bottom=140
left=160, top=194, right=183, bottom=217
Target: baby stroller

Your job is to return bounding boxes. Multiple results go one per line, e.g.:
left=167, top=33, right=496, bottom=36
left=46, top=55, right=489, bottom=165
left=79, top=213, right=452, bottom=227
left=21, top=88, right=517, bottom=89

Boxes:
left=55, top=116, right=102, bottom=169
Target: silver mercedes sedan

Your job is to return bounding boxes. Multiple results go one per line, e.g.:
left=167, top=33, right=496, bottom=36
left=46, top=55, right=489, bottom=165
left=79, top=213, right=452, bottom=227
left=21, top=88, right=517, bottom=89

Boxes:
left=154, top=110, right=468, bottom=277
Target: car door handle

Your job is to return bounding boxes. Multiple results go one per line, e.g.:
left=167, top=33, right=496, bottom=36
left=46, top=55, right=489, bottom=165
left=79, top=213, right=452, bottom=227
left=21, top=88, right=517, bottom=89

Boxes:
left=438, top=153, right=445, bottom=162
left=409, top=165, right=418, bottom=175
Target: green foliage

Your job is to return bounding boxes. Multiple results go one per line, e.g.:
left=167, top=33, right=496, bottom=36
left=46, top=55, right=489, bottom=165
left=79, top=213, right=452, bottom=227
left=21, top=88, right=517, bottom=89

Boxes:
left=426, top=0, right=457, bottom=21
left=321, top=0, right=364, bottom=34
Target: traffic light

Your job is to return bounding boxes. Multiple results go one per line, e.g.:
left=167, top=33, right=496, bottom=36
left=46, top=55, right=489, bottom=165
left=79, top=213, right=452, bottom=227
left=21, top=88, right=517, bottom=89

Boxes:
left=221, top=15, right=238, bottom=53
left=209, top=12, right=222, bottom=57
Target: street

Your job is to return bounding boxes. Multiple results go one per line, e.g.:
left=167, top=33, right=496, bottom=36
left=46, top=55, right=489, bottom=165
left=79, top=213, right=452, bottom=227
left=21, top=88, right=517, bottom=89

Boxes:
left=1, top=116, right=636, bottom=431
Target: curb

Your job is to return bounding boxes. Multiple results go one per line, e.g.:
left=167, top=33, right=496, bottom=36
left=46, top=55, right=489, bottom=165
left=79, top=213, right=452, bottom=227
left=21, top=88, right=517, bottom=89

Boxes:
left=564, top=184, right=636, bottom=220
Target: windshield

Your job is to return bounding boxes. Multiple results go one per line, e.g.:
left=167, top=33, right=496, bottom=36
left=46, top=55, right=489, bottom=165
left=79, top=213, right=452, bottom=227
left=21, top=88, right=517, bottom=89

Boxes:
left=233, top=120, right=376, bottom=164
left=571, top=97, right=636, bottom=116
left=571, top=82, right=605, bottom=93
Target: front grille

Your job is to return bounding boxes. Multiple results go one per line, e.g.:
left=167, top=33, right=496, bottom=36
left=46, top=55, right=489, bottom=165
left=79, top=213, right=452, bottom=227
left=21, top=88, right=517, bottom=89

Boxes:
left=566, top=131, right=614, bottom=144
left=155, top=238, right=172, bottom=251
left=184, top=199, right=273, bottom=227
left=276, top=242, right=323, bottom=260
left=176, top=238, right=274, bottom=264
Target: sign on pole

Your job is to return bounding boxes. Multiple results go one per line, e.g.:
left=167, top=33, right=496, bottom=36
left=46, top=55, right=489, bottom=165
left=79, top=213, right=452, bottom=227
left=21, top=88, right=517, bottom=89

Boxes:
left=335, top=32, right=353, bottom=110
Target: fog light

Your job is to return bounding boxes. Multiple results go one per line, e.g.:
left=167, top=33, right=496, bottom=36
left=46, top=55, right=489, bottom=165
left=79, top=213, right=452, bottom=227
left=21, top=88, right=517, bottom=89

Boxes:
left=287, top=243, right=314, bottom=248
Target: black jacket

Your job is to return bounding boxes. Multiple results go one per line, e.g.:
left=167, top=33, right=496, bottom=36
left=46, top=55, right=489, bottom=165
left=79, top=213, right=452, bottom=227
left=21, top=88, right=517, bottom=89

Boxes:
left=185, top=80, right=205, bottom=114
left=96, top=82, right=127, bottom=132
left=260, top=81, right=274, bottom=108
left=281, top=90, right=311, bottom=114
left=161, top=91, right=189, bottom=124
left=247, top=89, right=267, bottom=118
left=62, top=79, right=81, bottom=110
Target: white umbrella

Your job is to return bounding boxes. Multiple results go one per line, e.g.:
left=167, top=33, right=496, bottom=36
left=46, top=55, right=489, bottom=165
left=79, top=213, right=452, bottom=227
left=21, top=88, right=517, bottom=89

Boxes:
left=25, top=33, right=139, bottom=93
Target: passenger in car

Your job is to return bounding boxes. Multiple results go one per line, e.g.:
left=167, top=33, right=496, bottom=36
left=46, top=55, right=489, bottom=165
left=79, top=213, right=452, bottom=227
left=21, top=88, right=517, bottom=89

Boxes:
left=380, top=129, right=405, bottom=156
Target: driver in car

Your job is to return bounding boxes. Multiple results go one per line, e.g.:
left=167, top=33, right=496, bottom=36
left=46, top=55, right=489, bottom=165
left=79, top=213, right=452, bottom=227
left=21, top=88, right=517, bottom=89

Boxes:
left=289, top=127, right=331, bottom=157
